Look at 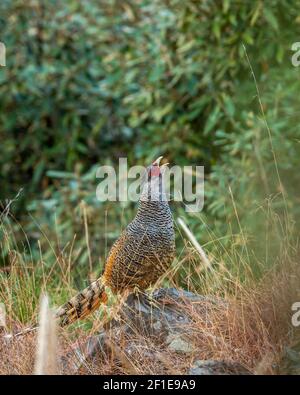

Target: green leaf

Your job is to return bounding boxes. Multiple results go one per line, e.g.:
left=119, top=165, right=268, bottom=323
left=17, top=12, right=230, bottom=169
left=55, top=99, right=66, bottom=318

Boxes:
left=263, top=8, right=278, bottom=31
left=204, top=107, right=221, bottom=135
left=46, top=170, right=76, bottom=179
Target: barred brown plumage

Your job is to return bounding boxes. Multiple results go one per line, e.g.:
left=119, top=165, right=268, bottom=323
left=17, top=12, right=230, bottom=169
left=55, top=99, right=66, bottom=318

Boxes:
left=55, top=156, right=175, bottom=327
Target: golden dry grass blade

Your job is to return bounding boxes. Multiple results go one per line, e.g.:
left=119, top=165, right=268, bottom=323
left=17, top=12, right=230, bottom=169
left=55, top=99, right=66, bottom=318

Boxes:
left=177, top=217, right=211, bottom=269
left=0, top=303, right=6, bottom=332
left=34, top=294, right=58, bottom=375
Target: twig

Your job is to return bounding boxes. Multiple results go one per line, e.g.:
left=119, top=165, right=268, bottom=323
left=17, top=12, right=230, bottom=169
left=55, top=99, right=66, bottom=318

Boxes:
left=0, top=188, right=23, bottom=221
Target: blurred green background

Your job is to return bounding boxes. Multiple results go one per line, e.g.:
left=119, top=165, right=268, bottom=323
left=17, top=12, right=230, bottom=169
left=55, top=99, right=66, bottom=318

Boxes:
left=0, top=0, right=300, bottom=292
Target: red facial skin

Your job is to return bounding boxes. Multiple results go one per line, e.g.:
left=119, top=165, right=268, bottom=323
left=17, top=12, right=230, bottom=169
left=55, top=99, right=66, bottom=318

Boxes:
left=150, top=164, right=160, bottom=177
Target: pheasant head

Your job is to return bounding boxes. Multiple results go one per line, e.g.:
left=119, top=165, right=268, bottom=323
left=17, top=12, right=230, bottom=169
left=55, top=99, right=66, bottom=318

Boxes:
left=140, top=156, right=169, bottom=202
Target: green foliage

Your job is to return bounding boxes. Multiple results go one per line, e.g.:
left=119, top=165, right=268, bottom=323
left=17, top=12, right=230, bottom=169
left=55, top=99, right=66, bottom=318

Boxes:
left=0, top=1, right=297, bottom=195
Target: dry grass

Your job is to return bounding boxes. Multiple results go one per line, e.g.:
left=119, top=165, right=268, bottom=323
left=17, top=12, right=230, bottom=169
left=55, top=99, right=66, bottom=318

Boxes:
left=0, top=248, right=298, bottom=375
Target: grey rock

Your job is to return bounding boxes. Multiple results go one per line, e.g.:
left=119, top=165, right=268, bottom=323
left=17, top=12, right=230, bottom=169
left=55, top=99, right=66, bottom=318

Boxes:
left=189, top=360, right=252, bottom=375
left=167, top=335, right=194, bottom=354
left=62, top=288, right=230, bottom=373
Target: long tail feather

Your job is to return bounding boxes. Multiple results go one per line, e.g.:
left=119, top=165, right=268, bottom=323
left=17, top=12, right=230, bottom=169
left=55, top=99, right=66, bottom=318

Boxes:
left=55, top=277, right=107, bottom=326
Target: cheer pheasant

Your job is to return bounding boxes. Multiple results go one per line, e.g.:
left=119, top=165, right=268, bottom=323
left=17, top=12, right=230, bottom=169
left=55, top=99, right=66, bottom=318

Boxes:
left=55, top=156, right=175, bottom=326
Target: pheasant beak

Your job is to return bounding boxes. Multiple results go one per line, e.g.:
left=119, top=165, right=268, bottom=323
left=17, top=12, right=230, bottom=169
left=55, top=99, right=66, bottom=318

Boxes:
left=148, top=156, right=169, bottom=179
left=160, top=162, right=169, bottom=170
left=152, top=156, right=169, bottom=168
left=151, top=156, right=169, bottom=177
left=152, top=156, right=163, bottom=166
